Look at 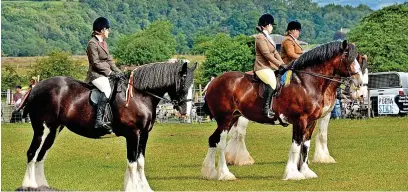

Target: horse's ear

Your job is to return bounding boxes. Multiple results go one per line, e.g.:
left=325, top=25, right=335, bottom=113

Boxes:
left=190, top=62, right=198, bottom=71
left=179, top=62, right=188, bottom=76
left=361, top=55, right=368, bottom=73
left=341, top=40, right=349, bottom=51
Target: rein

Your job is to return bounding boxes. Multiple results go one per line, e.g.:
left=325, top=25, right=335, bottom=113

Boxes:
left=293, top=70, right=347, bottom=84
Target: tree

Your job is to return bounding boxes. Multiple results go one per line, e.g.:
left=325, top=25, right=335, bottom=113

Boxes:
left=202, top=33, right=254, bottom=83
left=1, top=66, right=24, bottom=91
left=348, top=4, right=408, bottom=72
left=113, top=20, right=176, bottom=66
left=29, top=51, right=87, bottom=81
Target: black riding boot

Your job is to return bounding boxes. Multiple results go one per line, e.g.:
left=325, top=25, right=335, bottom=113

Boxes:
left=94, top=93, right=112, bottom=133
left=263, top=84, right=275, bottom=118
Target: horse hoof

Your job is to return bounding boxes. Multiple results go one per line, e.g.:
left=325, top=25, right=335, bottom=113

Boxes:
left=218, top=171, right=237, bottom=180
left=283, top=171, right=306, bottom=180
left=201, top=167, right=218, bottom=180
left=300, top=167, right=318, bottom=179
left=312, top=155, right=336, bottom=163
left=16, top=186, right=57, bottom=191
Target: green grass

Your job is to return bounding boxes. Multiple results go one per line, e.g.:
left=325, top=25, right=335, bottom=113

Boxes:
left=2, top=117, right=408, bottom=191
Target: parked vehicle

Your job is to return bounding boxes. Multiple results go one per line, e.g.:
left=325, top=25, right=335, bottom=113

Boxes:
left=368, top=72, right=408, bottom=116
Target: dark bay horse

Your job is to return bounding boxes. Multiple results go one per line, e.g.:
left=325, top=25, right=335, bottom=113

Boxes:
left=19, top=61, right=196, bottom=191
left=201, top=40, right=363, bottom=181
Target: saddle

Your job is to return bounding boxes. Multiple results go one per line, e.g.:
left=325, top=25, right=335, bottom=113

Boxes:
left=244, top=71, right=283, bottom=98
left=89, top=78, right=123, bottom=124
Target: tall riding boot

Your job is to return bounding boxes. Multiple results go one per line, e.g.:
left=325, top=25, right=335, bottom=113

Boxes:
left=94, top=93, right=112, bottom=133
left=263, top=84, right=276, bottom=118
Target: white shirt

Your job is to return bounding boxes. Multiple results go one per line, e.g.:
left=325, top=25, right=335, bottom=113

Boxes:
left=95, top=35, right=104, bottom=42
left=262, top=30, right=276, bottom=47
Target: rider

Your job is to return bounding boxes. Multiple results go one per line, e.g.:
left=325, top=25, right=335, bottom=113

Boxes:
left=85, top=17, right=122, bottom=132
left=281, top=20, right=303, bottom=64
left=254, top=13, right=285, bottom=118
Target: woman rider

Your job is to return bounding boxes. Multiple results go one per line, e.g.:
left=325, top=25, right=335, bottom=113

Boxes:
left=254, top=13, right=285, bottom=118
left=281, top=20, right=303, bottom=64
left=85, top=17, right=122, bottom=132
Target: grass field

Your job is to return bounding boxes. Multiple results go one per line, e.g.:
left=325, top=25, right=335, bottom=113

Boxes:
left=1, top=117, right=408, bottom=191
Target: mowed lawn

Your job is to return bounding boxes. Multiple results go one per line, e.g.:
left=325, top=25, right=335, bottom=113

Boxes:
left=2, top=117, right=408, bottom=191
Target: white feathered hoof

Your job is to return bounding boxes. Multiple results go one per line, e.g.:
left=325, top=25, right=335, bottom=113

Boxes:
left=300, top=165, right=318, bottom=179
left=201, top=167, right=218, bottom=180
left=312, top=154, right=336, bottom=164
left=226, top=152, right=254, bottom=166
left=218, top=171, right=237, bottom=181
left=283, top=170, right=306, bottom=180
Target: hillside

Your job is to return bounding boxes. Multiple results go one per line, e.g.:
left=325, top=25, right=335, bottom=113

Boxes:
left=1, top=0, right=373, bottom=56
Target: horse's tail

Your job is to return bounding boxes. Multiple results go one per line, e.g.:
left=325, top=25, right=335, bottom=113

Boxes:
left=202, top=97, right=213, bottom=119
left=17, top=90, right=32, bottom=118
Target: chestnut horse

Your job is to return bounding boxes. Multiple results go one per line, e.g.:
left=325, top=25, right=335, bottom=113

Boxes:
left=224, top=54, right=369, bottom=166
left=18, top=62, right=196, bottom=191
left=201, top=40, right=363, bottom=180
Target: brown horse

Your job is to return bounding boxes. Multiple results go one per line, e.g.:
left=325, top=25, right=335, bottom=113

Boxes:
left=18, top=61, right=196, bottom=191
left=201, top=40, right=363, bottom=180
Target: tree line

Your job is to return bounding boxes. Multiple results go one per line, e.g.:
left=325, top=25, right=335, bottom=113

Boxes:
left=2, top=0, right=373, bottom=56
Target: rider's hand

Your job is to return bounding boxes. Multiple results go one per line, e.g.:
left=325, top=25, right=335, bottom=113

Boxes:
left=278, top=64, right=288, bottom=74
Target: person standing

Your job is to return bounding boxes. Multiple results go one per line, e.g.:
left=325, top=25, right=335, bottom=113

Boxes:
left=254, top=13, right=285, bottom=118
left=85, top=17, right=122, bottom=132
left=281, top=20, right=303, bottom=64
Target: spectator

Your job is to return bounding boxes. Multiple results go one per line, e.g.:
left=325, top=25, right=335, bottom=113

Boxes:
left=13, top=85, right=23, bottom=104
left=29, top=76, right=39, bottom=88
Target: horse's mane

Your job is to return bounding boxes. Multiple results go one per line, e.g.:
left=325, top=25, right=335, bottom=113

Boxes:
left=132, top=61, right=192, bottom=92
left=291, top=41, right=358, bottom=70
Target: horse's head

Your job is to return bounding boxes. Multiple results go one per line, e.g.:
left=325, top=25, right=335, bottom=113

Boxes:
left=349, top=53, right=369, bottom=100
left=168, top=62, right=197, bottom=115
left=337, top=40, right=364, bottom=92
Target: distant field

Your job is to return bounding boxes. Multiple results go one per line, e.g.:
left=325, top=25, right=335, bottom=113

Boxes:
left=2, top=117, right=408, bottom=191
left=1, top=55, right=206, bottom=75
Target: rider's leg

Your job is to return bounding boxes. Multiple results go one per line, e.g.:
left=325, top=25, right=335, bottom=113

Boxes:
left=91, top=77, right=112, bottom=131
left=255, top=69, right=276, bottom=117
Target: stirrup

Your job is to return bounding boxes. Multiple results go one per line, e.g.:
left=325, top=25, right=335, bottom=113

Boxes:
left=265, top=109, right=275, bottom=118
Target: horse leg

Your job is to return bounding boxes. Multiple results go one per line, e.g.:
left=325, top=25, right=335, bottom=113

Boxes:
left=202, top=115, right=237, bottom=180
left=283, top=119, right=307, bottom=180
left=124, top=131, right=142, bottom=191
left=225, top=116, right=254, bottom=166
left=298, top=121, right=318, bottom=179
left=34, top=124, right=64, bottom=187
left=136, top=130, right=152, bottom=192
left=22, top=120, right=49, bottom=188
left=312, top=112, right=336, bottom=163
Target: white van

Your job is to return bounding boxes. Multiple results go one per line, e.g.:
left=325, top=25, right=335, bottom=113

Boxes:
left=368, top=72, right=408, bottom=116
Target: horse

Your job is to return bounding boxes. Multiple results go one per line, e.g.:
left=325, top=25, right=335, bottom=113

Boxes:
left=18, top=61, right=197, bottom=191
left=201, top=40, right=364, bottom=180
left=223, top=54, right=369, bottom=166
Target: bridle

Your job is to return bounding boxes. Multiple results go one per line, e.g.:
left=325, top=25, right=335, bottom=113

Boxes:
left=292, top=51, right=360, bottom=86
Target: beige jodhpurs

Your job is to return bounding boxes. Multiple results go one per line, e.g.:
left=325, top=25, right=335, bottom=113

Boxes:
left=255, top=69, right=277, bottom=89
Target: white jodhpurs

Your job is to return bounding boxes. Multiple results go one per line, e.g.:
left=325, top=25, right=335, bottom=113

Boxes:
left=92, top=76, right=111, bottom=98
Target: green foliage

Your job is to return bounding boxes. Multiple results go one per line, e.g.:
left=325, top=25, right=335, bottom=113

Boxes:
left=349, top=4, right=408, bottom=72
left=113, top=20, right=176, bottom=66
left=202, top=34, right=254, bottom=82
left=2, top=0, right=373, bottom=56
left=29, top=51, right=87, bottom=80
left=1, top=66, right=24, bottom=91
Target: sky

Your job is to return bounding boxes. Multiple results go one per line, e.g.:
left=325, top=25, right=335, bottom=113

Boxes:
left=312, top=0, right=406, bottom=10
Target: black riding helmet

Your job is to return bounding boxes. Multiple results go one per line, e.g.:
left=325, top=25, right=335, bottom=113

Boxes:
left=93, top=17, right=110, bottom=32
left=258, top=13, right=276, bottom=27
left=287, top=20, right=301, bottom=31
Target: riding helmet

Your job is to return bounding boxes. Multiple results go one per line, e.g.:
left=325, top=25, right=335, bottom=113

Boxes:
left=93, top=17, right=110, bottom=32
left=286, top=20, right=301, bottom=31
left=258, top=13, right=276, bottom=27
